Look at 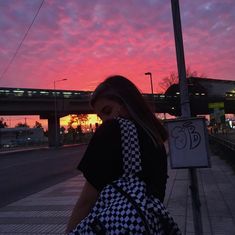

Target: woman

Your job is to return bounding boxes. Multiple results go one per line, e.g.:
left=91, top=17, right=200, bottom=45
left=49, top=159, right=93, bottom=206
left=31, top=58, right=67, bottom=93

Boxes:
left=66, top=75, right=179, bottom=234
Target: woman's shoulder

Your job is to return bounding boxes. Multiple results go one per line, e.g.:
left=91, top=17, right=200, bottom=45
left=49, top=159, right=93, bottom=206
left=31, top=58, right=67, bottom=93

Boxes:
left=94, top=117, right=139, bottom=140
left=98, top=118, right=119, bottom=129
left=94, top=118, right=120, bottom=137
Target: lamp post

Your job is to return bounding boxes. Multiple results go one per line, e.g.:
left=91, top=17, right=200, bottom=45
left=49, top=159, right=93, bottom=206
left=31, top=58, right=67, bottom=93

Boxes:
left=54, top=78, right=67, bottom=148
left=145, top=72, right=155, bottom=111
left=145, top=72, right=154, bottom=95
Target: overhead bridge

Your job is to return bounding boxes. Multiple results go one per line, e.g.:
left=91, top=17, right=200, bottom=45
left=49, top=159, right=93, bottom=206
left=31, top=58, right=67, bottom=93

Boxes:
left=1, top=76, right=235, bottom=146
left=0, top=88, right=173, bottom=146
left=1, top=86, right=234, bottom=116
left=1, top=87, right=187, bottom=116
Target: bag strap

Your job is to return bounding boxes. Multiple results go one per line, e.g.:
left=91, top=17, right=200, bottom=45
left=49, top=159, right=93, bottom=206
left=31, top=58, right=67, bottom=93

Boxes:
left=116, top=117, right=142, bottom=177
left=111, top=182, right=151, bottom=235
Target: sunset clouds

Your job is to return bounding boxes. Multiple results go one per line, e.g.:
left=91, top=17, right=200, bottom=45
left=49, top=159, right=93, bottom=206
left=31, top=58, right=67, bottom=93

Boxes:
left=0, top=0, right=234, bottom=93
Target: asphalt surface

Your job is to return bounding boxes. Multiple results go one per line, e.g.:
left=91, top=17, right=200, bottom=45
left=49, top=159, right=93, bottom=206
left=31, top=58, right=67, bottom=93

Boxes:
left=0, top=145, right=87, bottom=208
left=1, top=150, right=235, bottom=234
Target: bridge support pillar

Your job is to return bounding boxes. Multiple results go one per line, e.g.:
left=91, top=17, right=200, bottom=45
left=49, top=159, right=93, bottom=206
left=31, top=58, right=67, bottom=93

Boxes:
left=48, top=116, right=60, bottom=147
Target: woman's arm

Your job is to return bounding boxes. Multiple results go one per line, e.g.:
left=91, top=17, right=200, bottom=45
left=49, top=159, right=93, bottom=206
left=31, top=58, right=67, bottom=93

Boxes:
left=65, top=180, right=99, bottom=233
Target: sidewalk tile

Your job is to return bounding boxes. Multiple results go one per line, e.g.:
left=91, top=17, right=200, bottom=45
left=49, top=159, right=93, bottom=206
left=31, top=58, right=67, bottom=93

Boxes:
left=0, top=154, right=235, bottom=234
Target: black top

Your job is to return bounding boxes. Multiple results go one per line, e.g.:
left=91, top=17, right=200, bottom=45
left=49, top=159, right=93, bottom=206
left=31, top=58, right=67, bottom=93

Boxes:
left=77, top=118, right=168, bottom=202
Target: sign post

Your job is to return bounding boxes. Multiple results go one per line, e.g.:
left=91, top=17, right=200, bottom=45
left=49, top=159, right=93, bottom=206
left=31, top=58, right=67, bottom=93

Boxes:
left=166, top=117, right=210, bottom=169
left=170, top=1, right=208, bottom=234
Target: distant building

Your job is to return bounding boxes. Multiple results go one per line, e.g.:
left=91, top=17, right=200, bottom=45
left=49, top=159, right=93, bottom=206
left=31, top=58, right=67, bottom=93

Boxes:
left=188, top=77, right=235, bottom=97
left=0, top=127, right=47, bottom=147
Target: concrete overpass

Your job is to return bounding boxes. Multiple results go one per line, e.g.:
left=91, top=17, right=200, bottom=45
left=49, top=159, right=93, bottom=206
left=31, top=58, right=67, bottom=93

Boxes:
left=0, top=88, right=172, bottom=146
left=1, top=77, right=235, bottom=146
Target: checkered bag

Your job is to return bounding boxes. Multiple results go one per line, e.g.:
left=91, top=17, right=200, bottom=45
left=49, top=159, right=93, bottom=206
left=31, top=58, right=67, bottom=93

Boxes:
left=69, top=118, right=181, bottom=235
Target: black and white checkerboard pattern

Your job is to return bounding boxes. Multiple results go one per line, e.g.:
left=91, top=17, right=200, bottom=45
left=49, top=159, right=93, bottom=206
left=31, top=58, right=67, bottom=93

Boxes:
left=118, top=117, right=142, bottom=176
left=70, top=118, right=181, bottom=235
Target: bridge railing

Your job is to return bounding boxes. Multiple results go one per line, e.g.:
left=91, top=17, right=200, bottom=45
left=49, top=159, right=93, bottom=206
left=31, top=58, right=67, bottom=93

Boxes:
left=0, top=88, right=93, bottom=99
left=1, top=87, right=211, bottom=100
left=0, top=87, right=171, bottom=100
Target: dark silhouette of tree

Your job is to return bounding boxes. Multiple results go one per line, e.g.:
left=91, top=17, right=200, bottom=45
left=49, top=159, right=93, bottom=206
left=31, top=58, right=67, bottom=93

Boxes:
left=76, top=125, right=82, bottom=134
left=159, top=72, right=178, bottom=92
left=60, top=126, right=66, bottom=134
left=67, top=115, right=89, bottom=143
left=68, top=114, right=89, bottom=127
left=15, top=122, right=29, bottom=128
left=0, top=118, right=8, bottom=128
left=67, top=126, right=77, bottom=143
left=33, top=121, right=43, bottom=129
left=44, top=130, right=48, bottom=137
left=159, top=66, right=206, bottom=91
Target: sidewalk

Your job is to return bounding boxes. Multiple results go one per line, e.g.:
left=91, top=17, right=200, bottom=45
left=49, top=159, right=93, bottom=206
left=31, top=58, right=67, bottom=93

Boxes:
left=0, top=153, right=235, bottom=235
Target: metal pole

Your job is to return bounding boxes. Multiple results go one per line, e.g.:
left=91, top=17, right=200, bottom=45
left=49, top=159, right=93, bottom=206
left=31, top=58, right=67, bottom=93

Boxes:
left=145, top=72, right=155, bottom=109
left=149, top=73, right=155, bottom=112
left=149, top=73, right=154, bottom=96
left=54, top=81, right=58, bottom=148
left=171, top=0, right=190, bottom=117
left=53, top=78, right=67, bottom=148
left=171, top=0, right=203, bottom=234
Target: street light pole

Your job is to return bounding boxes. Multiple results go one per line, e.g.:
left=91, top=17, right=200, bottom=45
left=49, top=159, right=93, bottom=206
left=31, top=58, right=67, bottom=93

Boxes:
left=145, top=72, right=154, bottom=96
left=145, top=72, right=155, bottom=111
left=53, top=78, right=67, bottom=148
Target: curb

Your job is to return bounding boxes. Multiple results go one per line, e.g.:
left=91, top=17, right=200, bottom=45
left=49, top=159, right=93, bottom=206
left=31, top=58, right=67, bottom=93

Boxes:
left=0, top=143, right=87, bottom=155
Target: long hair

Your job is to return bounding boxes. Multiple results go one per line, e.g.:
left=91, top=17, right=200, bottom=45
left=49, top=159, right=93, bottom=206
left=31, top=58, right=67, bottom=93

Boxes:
left=90, top=75, right=168, bottom=146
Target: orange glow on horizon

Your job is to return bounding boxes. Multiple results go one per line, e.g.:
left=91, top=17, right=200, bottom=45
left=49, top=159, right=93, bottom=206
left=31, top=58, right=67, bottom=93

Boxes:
left=1, top=114, right=102, bottom=131
left=60, top=114, right=102, bottom=128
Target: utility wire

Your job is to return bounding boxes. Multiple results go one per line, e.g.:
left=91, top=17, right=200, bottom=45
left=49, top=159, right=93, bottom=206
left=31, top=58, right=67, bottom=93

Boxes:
left=0, top=0, right=45, bottom=80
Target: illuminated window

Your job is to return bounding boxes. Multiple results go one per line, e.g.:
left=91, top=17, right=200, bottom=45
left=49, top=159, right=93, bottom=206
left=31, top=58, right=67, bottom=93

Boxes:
left=63, top=92, right=72, bottom=98
left=13, top=90, right=24, bottom=96
left=40, top=91, right=49, bottom=95
left=27, top=91, right=33, bottom=97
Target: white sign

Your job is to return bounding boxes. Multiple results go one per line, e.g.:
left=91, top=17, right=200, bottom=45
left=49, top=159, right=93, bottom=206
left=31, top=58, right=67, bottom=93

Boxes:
left=165, top=117, right=210, bottom=169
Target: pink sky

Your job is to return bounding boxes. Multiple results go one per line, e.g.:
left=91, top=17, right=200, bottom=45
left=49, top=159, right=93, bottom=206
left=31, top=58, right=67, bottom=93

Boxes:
left=0, top=0, right=234, bottom=94
left=0, top=1, right=235, bottom=128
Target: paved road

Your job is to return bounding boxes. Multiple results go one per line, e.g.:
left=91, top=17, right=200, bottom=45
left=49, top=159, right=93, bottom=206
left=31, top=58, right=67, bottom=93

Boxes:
left=0, top=145, right=87, bottom=208
left=1, top=152, right=235, bottom=234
